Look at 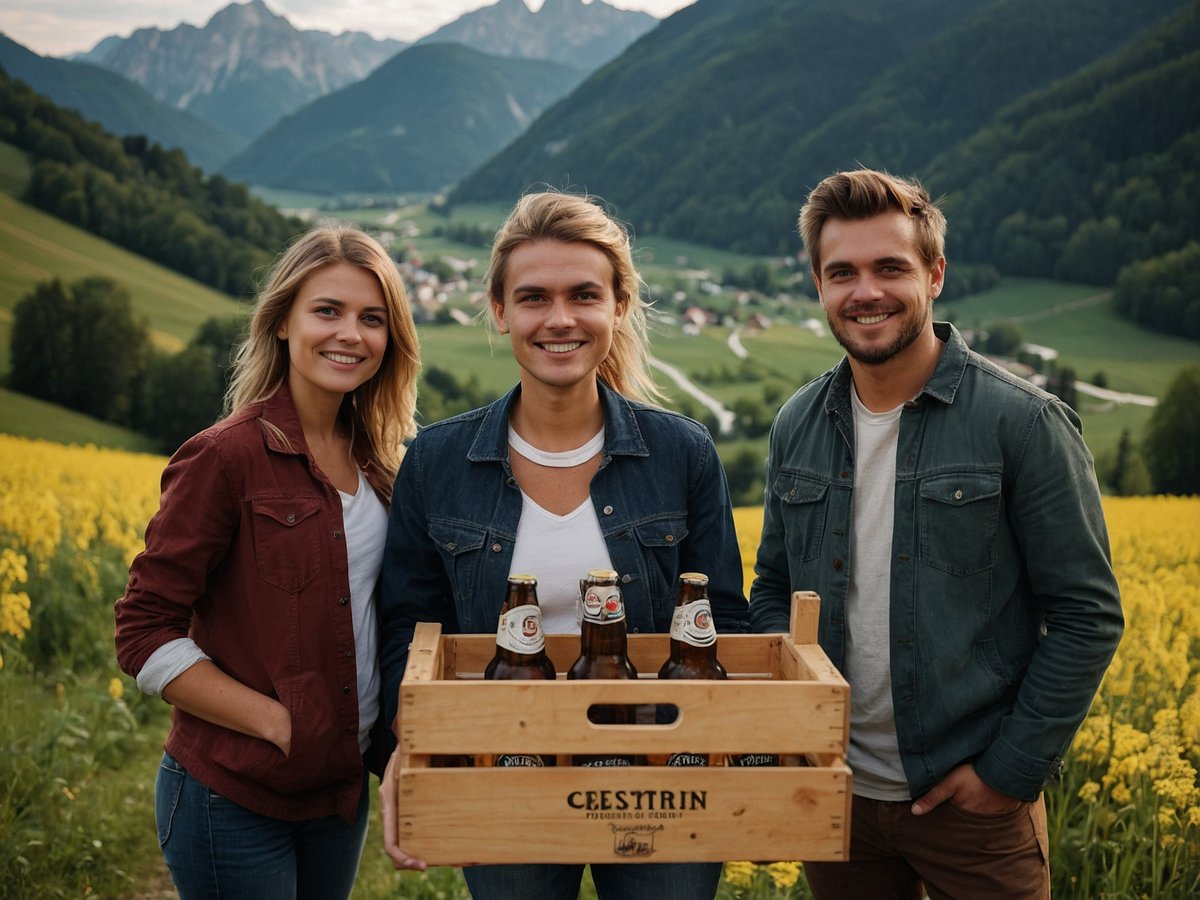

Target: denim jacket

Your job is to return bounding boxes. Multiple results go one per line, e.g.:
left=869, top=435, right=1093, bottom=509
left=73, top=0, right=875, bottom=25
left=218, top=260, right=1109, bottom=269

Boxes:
left=749, top=323, right=1123, bottom=801
left=380, top=379, right=750, bottom=729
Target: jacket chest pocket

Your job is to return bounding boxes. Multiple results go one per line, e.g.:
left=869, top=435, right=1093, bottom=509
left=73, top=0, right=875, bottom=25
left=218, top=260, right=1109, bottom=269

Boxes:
left=918, top=473, right=1001, bottom=576
left=429, top=520, right=488, bottom=607
left=250, top=497, right=322, bottom=593
left=772, top=473, right=828, bottom=563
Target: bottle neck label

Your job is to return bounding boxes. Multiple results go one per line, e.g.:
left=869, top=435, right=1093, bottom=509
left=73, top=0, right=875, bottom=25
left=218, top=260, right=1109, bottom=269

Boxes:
left=496, top=604, right=546, bottom=654
left=670, top=598, right=716, bottom=647
left=581, top=584, right=625, bottom=625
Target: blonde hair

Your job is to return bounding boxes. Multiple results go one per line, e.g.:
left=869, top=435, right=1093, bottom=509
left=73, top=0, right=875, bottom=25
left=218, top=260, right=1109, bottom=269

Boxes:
left=485, top=191, right=663, bottom=404
left=226, top=225, right=420, bottom=499
left=799, top=168, right=947, bottom=277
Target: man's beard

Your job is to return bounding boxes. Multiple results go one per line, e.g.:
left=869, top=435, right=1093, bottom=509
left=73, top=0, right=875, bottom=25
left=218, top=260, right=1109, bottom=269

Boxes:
left=827, top=308, right=926, bottom=365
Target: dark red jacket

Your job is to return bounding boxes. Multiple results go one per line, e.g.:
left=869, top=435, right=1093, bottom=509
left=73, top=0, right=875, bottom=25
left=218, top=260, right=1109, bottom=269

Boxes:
left=115, top=384, right=385, bottom=823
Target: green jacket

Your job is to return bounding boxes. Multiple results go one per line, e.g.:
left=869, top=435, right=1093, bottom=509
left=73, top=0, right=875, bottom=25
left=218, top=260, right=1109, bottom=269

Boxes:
left=749, top=322, right=1123, bottom=800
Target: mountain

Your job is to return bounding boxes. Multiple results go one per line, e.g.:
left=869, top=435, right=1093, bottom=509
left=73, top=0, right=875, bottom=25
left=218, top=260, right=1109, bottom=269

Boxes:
left=83, top=0, right=405, bottom=142
left=221, top=43, right=586, bottom=194
left=0, top=33, right=242, bottom=172
left=417, top=0, right=657, bottom=71
left=452, top=0, right=1191, bottom=255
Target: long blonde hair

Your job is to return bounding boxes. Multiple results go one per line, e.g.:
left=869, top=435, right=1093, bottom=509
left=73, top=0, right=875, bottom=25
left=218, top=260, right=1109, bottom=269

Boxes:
left=226, top=225, right=420, bottom=498
left=484, top=191, right=663, bottom=404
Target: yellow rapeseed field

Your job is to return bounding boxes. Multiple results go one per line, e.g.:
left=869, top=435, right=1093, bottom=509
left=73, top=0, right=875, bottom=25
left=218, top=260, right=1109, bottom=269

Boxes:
left=1, top=434, right=1197, bottom=892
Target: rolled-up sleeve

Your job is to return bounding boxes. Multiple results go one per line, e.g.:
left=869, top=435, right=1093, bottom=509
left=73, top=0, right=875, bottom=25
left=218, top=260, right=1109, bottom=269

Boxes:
left=114, top=433, right=236, bottom=679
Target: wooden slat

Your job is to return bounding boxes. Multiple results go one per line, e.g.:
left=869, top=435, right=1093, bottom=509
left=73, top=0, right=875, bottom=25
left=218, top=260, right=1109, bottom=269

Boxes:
left=398, top=763, right=850, bottom=865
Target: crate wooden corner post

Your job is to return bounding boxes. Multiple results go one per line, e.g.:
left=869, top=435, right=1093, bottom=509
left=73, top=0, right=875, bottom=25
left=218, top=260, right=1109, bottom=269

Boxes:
left=397, top=605, right=852, bottom=866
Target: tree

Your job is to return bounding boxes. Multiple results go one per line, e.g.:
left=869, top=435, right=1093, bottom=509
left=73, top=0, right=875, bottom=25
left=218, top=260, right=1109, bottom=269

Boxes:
left=1097, top=428, right=1153, bottom=496
left=141, top=347, right=224, bottom=452
left=1143, top=365, right=1200, bottom=494
left=9, top=277, right=150, bottom=425
left=983, top=321, right=1025, bottom=356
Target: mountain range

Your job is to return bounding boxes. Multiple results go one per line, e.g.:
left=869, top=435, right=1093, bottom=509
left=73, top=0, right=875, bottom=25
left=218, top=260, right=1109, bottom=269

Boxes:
left=77, top=0, right=405, bottom=142
left=417, top=0, right=657, bottom=71
left=452, top=0, right=1197, bottom=263
left=1, top=0, right=657, bottom=179
left=220, top=43, right=586, bottom=194
left=0, top=33, right=241, bottom=172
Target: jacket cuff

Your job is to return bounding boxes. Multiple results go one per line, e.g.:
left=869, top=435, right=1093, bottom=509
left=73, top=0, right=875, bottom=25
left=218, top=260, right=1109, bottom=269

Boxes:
left=974, top=734, right=1063, bottom=801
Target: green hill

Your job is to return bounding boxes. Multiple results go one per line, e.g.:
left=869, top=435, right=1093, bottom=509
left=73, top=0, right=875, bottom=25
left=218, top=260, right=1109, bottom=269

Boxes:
left=221, top=43, right=586, bottom=194
left=0, top=33, right=244, bottom=172
left=453, top=0, right=1191, bottom=265
left=0, top=145, right=244, bottom=376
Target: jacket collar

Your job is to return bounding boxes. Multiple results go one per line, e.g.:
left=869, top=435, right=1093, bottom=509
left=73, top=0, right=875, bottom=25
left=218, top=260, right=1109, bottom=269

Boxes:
left=825, top=321, right=968, bottom=415
left=467, top=378, right=650, bottom=463
left=259, top=381, right=309, bottom=456
left=258, top=380, right=374, bottom=471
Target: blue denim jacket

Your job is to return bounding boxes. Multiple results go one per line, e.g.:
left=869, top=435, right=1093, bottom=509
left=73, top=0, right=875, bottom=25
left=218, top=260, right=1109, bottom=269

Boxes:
left=749, top=323, right=1123, bottom=801
left=380, top=379, right=750, bottom=729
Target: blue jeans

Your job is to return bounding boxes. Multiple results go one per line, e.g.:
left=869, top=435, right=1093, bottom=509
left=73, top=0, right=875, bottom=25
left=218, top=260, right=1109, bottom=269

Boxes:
left=462, top=862, right=723, bottom=899
left=155, top=752, right=370, bottom=900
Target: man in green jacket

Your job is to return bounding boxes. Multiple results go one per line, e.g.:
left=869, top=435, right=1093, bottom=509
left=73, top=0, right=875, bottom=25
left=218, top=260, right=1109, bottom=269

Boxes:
left=749, top=167, right=1123, bottom=899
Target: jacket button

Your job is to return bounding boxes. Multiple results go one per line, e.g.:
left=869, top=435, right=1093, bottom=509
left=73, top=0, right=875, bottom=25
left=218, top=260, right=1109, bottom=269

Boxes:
left=333, top=530, right=342, bottom=540
left=621, top=574, right=632, bottom=584
left=344, top=649, right=353, bottom=658
left=342, top=685, right=351, bottom=695
left=832, top=559, right=843, bottom=571
left=491, top=543, right=502, bottom=553
left=602, top=505, right=614, bottom=515
left=954, top=489, right=963, bottom=500
left=339, top=596, right=349, bottom=605
left=286, top=513, right=296, bottom=523
left=664, top=534, right=674, bottom=543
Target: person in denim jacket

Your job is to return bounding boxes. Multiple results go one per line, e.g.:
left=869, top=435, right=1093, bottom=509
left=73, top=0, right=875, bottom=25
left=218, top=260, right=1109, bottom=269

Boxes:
left=378, top=191, right=749, bottom=899
left=115, top=226, right=421, bottom=899
left=749, top=169, right=1123, bottom=899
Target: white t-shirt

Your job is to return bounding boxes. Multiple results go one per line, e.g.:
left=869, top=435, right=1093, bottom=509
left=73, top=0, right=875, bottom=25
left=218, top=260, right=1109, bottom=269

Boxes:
left=845, top=387, right=910, bottom=800
left=508, top=492, right=613, bottom=635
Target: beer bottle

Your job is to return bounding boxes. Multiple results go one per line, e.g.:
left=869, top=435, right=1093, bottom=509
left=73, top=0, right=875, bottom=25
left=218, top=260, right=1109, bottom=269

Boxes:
left=568, top=569, right=640, bottom=766
left=487, top=574, right=556, bottom=767
left=655, top=572, right=725, bottom=766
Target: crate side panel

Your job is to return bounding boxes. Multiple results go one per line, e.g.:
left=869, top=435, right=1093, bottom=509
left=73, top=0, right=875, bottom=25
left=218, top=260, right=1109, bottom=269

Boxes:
left=397, top=766, right=850, bottom=865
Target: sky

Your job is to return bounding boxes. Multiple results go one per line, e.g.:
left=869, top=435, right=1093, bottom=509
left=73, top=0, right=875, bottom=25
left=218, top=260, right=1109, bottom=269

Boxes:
left=0, top=0, right=696, bottom=58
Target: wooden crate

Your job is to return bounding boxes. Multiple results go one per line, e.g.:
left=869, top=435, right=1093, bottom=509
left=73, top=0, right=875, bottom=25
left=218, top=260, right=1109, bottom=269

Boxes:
left=397, top=592, right=851, bottom=865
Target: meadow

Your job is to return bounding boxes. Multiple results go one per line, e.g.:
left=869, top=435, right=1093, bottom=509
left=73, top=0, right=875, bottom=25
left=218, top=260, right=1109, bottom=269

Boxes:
left=1, top=434, right=1196, bottom=898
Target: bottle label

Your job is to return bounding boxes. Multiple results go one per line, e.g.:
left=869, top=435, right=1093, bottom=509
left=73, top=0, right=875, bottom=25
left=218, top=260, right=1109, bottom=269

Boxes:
left=496, top=604, right=546, bottom=654
left=581, top=584, right=625, bottom=624
left=494, top=753, right=546, bottom=767
left=728, top=753, right=778, bottom=767
left=577, top=757, right=633, bottom=767
left=666, top=752, right=708, bottom=766
left=670, top=598, right=716, bottom=647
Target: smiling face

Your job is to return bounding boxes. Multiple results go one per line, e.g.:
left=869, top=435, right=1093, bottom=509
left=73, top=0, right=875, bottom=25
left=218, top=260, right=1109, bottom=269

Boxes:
left=813, top=210, right=946, bottom=368
left=491, top=239, right=623, bottom=397
left=277, top=261, right=389, bottom=409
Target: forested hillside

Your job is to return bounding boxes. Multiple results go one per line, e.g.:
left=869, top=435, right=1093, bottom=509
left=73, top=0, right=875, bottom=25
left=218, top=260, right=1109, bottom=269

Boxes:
left=0, top=70, right=302, bottom=296
left=221, top=43, right=587, bottom=194
left=0, top=34, right=242, bottom=171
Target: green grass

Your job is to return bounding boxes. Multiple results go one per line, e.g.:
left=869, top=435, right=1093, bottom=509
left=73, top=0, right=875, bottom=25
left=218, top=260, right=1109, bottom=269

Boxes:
left=941, top=279, right=1198, bottom=397
left=0, top=387, right=159, bottom=452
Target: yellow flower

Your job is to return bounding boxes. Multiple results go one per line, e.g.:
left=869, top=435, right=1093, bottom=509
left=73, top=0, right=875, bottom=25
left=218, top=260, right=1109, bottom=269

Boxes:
left=1077, top=781, right=1101, bottom=804
left=724, top=861, right=757, bottom=887
left=107, top=677, right=124, bottom=701
left=767, top=861, right=802, bottom=889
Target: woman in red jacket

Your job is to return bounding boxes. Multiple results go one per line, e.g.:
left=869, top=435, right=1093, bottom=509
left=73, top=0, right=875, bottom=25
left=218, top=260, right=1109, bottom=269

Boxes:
left=115, top=225, right=419, bottom=900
